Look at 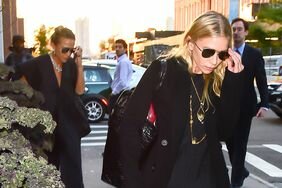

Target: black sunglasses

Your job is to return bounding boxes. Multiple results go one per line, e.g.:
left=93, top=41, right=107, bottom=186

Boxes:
left=193, top=42, right=230, bottom=61
left=61, top=47, right=75, bottom=54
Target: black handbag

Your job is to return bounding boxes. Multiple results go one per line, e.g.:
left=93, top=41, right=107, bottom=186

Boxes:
left=140, top=103, right=157, bottom=153
left=74, top=95, right=91, bottom=138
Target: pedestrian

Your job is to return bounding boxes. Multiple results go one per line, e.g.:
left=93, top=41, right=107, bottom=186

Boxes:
left=5, top=35, right=33, bottom=79
left=119, top=11, right=244, bottom=188
left=226, top=18, right=269, bottom=188
left=108, top=39, right=133, bottom=113
left=101, top=39, right=133, bottom=187
left=15, top=26, right=86, bottom=188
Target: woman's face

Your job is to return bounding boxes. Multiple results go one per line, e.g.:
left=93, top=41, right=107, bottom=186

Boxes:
left=52, top=37, right=75, bottom=63
left=190, top=36, right=229, bottom=74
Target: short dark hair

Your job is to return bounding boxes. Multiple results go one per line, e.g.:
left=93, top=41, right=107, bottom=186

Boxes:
left=115, top=39, right=127, bottom=49
left=231, top=18, right=249, bottom=31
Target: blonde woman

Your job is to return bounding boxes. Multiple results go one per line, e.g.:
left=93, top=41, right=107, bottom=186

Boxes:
left=119, top=11, right=244, bottom=188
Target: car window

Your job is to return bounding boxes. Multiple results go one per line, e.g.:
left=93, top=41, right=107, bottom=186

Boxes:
left=84, top=67, right=112, bottom=83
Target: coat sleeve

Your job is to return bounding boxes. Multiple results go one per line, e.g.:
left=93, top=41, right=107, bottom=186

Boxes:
left=217, top=69, right=244, bottom=141
left=254, top=50, right=269, bottom=108
left=16, top=58, right=41, bottom=89
left=119, top=60, right=162, bottom=188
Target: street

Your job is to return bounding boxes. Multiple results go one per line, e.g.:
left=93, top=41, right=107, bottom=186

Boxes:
left=81, top=110, right=282, bottom=188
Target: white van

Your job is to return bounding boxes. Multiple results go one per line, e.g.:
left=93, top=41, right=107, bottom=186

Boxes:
left=264, top=55, right=282, bottom=83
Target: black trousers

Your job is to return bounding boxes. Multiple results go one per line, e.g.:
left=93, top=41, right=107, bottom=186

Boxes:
left=108, top=92, right=122, bottom=115
left=226, top=113, right=253, bottom=185
left=47, top=114, right=84, bottom=188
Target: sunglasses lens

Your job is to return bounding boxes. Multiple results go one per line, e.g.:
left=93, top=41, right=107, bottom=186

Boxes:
left=61, top=47, right=73, bottom=53
left=202, top=49, right=216, bottom=58
left=218, top=51, right=230, bottom=61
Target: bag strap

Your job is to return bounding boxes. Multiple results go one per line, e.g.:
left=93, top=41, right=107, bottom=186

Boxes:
left=148, top=59, right=167, bottom=124
left=155, top=59, right=167, bottom=91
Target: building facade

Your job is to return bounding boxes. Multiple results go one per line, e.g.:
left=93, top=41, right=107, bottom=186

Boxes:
left=174, top=0, right=230, bottom=31
left=174, top=0, right=270, bottom=31
left=1, top=0, right=24, bottom=60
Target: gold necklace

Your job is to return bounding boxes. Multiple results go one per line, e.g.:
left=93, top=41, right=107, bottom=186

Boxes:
left=190, top=95, right=207, bottom=144
left=190, top=76, right=206, bottom=124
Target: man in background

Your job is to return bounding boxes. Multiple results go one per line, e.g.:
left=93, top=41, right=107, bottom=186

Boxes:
left=5, top=35, right=33, bottom=68
left=108, top=39, right=133, bottom=113
left=226, top=18, right=269, bottom=188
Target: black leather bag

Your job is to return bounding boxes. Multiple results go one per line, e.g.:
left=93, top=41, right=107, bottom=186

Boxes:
left=139, top=103, right=158, bottom=158
left=74, top=95, right=91, bottom=138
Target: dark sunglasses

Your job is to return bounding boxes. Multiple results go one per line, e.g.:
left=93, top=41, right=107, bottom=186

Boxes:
left=193, top=42, right=230, bottom=61
left=61, top=47, right=75, bottom=54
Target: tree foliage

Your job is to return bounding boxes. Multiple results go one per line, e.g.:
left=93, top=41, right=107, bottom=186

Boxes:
left=247, top=3, right=282, bottom=55
left=33, top=25, right=54, bottom=56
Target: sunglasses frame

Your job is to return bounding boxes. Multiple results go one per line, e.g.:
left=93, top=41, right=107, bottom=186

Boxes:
left=61, top=47, right=75, bottom=54
left=193, top=42, right=230, bottom=61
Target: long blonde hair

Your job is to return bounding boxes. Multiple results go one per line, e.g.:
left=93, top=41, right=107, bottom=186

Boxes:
left=167, top=11, right=232, bottom=106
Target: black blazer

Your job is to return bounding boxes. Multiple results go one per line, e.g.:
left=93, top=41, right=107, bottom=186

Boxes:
left=17, top=54, right=85, bottom=136
left=240, top=44, right=269, bottom=115
left=119, top=57, right=244, bottom=188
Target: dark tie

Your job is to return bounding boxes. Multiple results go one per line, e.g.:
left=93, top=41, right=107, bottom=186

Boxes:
left=235, top=48, right=241, bottom=55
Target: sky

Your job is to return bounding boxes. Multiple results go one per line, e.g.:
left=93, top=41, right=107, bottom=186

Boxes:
left=17, top=0, right=174, bottom=54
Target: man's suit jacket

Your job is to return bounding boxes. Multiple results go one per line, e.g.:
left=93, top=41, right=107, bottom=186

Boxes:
left=240, top=44, right=269, bottom=116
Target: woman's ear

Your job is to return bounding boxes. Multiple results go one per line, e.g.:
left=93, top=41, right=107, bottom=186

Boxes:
left=186, top=36, right=194, bottom=51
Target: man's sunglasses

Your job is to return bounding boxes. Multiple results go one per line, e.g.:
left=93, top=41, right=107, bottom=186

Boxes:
left=193, top=42, right=230, bottom=61
left=61, top=47, right=75, bottom=54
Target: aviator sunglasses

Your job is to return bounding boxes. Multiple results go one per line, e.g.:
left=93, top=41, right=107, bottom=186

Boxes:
left=193, top=42, right=230, bottom=61
left=61, top=47, right=75, bottom=54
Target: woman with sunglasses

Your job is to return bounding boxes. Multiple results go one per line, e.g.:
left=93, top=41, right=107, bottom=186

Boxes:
left=119, top=11, right=244, bottom=188
left=15, top=26, right=85, bottom=188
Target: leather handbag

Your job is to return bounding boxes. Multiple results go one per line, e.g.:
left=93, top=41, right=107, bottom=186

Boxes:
left=74, top=95, right=91, bottom=138
left=140, top=103, right=157, bottom=151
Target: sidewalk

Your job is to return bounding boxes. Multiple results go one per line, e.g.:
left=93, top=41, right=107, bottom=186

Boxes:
left=227, top=165, right=276, bottom=188
left=82, top=147, right=278, bottom=188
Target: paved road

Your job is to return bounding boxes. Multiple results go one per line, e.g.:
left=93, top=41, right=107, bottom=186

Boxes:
left=81, top=110, right=282, bottom=188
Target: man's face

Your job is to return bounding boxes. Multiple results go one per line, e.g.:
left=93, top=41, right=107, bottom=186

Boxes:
left=115, top=43, right=126, bottom=57
left=14, top=41, right=25, bottom=52
left=232, top=21, right=248, bottom=47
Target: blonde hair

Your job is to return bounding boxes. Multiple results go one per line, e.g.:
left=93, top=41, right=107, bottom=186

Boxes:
left=166, top=11, right=232, bottom=107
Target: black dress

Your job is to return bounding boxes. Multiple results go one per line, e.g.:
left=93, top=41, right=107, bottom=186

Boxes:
left=167, top=74, right=215, bottom=188
left=17, top=54, right=84, bottom=188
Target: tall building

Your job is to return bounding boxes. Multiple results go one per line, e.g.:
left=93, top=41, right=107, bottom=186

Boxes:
left=166, top=16, right=174, bottom=31
left=75, top=17, right=90, bottom=58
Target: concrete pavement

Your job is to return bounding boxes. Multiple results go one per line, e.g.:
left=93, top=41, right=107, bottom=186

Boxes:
left=81, top=146, right=278, bottom=188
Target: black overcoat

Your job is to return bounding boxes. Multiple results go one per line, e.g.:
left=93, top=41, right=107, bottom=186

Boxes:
left=119, top=57, right=244, bottom=188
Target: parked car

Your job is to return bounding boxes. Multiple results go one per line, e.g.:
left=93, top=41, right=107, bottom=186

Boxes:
left=81, top=59, right=146, bottom=122
left=268, top=81, right=282, bottom=118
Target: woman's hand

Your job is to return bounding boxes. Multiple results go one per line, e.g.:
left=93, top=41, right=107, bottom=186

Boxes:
left=74, top=46, right=83, bottom=67
left=226, top=48, right=244, bottom=73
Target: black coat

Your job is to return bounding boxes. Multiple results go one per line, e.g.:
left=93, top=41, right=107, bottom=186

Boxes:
left=119, top=57, right=244, bottom=188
